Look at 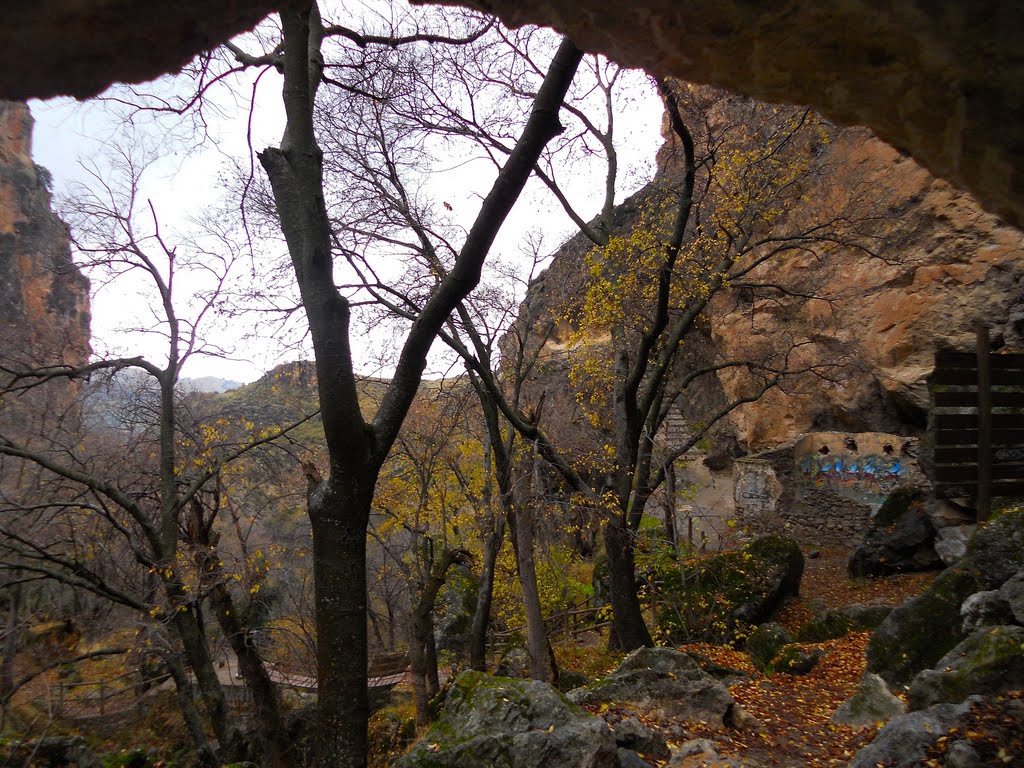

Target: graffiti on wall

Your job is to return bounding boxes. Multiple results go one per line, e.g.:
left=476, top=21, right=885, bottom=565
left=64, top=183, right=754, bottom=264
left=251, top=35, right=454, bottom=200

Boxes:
left=799, top=448, right=905, bottom=496
left=734, top=459, right=779, bottom=519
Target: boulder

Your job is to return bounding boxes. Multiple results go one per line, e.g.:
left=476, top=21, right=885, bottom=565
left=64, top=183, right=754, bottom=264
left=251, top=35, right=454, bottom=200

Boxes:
left=769, top=644, right=824, bottom=676
left=960, top=590, right=1014, bottom=633
left=848, top=487, right=940, bottom=578
left=849, top=697, right=979, bottom=768
left=567, top=647, right=738, bottom=729
left=998, top=568, right=1024, bottom=623
left=831, top=672, right=906, bottom=729
left=964, top=507, right=1024, bottom=587
left=866, top=567, right=982, bottom=686
left=908, top=625, right=1024, bottom=710
left=867, top=507, right=1024, bottom=686
left=744, top=622, right=793, bottom=672
left=669, top=739, right=719, bottom=763
left=393, top=672, right=619, bottom=768
left=944, top=741, right=983, bottom=768
left=656, top=535, right=803, bottom=643
left=837, top=602, right=892, bottom=630
left=611, top=718, right=670, bottom=760
left=935, top=525, right=975, bottom=567
left=495, top=646, right=530, bottom=678
left=616, top=749, right=654, bottom=768
left=795, top=610, right=854, bottom=642
left=33, top=738, right=102, bottom=768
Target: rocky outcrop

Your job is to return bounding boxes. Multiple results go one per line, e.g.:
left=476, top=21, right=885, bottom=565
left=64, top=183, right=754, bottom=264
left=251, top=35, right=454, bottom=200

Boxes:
left=908, top=625, right=1024, bottom=710
left=0, top=101, right=90, bottom=445
left=514, top=110, right=1023, bottom=466
left=849, top=697, right=979, bottom=768
left=866, top=508, right=1024, bottom=686
left=566, top=647, right=738, bottom=729
left=0, top=101, right=90, bottom=372
left=848, top=488, right=941, bottom=577
left=393, top=671, right=622, bottom=768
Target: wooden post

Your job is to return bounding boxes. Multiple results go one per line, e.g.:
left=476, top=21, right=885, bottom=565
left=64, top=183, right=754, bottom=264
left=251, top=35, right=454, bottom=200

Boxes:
left=976, top=325, right=992, bottom=522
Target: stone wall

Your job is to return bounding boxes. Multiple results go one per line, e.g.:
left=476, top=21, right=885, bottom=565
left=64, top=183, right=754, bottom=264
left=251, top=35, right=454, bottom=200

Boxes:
left=734, top=432, right=926, bottom=547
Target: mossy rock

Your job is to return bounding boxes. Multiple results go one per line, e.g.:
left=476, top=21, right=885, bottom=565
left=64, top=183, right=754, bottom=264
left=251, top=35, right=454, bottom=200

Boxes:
left=963, top=506, right=1024, bottom=587
left=770, top=644, right=824, bottom=675
left=393, top=671, right=618, bottom=768
left=874, top=487, right=926, bottom=527
left=655, top=535, right=803, bottom=644
left=368, top=706, right=417, bottom=768
left=866, top=567, right=982, bottom=686
left=868, top=508, right=1024, bottom=687
left=796, top=610, right=854, bottom=643
left=907, top=625, right=1024, bottom=710
left=746, top=622, right=794, bottom=672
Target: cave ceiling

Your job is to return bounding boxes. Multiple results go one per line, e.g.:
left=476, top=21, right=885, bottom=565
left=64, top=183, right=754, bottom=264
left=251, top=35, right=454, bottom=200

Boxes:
left=3, top=0, right=1022, bottom=230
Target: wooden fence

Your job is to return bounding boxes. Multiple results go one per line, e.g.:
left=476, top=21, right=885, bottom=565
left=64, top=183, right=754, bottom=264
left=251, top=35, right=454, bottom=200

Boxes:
left=932, top=334, right=1024, bottom=518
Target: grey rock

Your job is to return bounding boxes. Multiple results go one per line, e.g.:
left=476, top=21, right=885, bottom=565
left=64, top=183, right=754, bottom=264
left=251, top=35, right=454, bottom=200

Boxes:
left=394, top=671, right=618, bottom=768
left=935, top=525, right=975, bottom=566
left=832, top=672, right=906, bottom=729
left=567, top=647, right=736, bottom=728
left=849, top=487, right=940, bottom=577
left=849, top=698, right=979, bottom=768
left=745, top=622, right=793, bottom=672
left=866, top=567, right=981, bottom=686
left=908, top=625, right=1024, bottom=710
left=669, top=738, right=718, bottom=762
left=771, top=645, right=824, bottom=675
left=612, top=717, right=670, bottom=759
left=839, top=602, right=893, bottom=630
left=34, top=737, right=102, bottom=768
left=964, top=509, right=1024, bottom=587
left=960, top=590, right=1013, bottom=633
left=616, top=748, right=653, bottom=768
left=997, top=568, right=1024, bottom=624
left=495, top=646, right=530, bottom=678
left=944, top=740, right=982, bottom=768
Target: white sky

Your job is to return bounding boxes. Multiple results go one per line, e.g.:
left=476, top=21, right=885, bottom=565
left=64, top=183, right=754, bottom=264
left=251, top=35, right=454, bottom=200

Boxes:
left=28, top=25, right=665, bottom=385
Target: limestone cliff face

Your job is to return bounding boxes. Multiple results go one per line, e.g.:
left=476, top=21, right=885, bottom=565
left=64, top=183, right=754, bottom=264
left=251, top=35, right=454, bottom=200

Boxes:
left=0, top=101, right=90, bottom=371
left=515, top=99, right=1023, bottom=457
left=714, top=128, right=1024, bottom=450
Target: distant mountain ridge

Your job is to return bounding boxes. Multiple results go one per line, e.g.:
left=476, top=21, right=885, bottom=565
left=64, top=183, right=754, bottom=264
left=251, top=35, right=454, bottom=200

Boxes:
left=182, top=375, right=244, bottom=393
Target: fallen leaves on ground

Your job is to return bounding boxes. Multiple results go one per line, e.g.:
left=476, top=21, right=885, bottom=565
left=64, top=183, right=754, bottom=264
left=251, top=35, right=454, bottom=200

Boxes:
left=924, top=690, right=1024, bottom=767
left=579, top=548, right=946, bottom=767
left=776, top=549, right=938, bottom=629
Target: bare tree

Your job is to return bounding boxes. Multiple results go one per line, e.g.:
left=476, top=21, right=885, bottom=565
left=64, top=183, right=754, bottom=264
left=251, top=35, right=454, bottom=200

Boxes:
left=220, top=3, right=585, bottom=764
left=0, top=152, right=318, bottom=766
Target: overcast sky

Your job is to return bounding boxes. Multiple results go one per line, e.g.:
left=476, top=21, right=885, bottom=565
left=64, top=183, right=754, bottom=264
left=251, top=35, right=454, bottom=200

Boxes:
left=28, top=38, right=665, bottom=385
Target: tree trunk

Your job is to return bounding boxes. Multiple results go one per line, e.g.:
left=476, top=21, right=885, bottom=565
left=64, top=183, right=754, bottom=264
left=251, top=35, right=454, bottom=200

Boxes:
left=1, top=578, right=21, bottom=710
left=468, top=515, right=504, bottom=671
left=603, top=520, right=654, bottom=651
left=425, top=617, right=440, bottom=698
left=171, top=606, right=245, bottom=761
left=511, top=503, right=556, bottom=682
left=165, top=655, right=216, bottom=766
left=208, top=580, right=289, bottom=768
left=664, top=462, right=677, bottom=553
left=408, top=614, right=431, bottom=729
left=310, top=484, right=373, bottom=768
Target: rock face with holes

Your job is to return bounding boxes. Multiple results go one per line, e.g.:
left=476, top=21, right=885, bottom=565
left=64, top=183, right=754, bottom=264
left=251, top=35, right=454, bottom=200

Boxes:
left=509, top=97, right=1024, bottom=506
